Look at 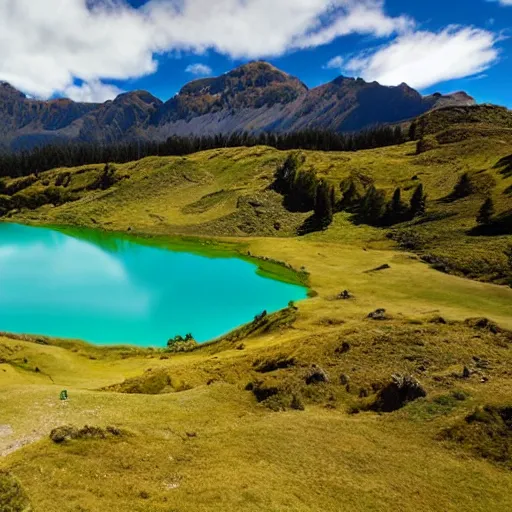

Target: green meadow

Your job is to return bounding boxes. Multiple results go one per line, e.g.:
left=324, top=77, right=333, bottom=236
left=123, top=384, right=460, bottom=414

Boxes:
left=1, top=106, right=512, bottom=511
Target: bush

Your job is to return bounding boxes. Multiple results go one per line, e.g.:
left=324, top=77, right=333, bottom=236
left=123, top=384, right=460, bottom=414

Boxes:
left=88, top=163, right=118, bottom=191
left=254, top=355, right=296, bottom=373
left=0, top=194, right=13, bottom=216
left=465, top=317, right=503, bottom=334
left=439, top=406, right=512, bottom=468
left=416, top=135, right=438, bottom=154
left=250, top=381, right=281, bottom=402
left=0, top=471, right=31, bottom=512
left=11, top=185, right=75, bottom=210
left=254, top=310, right=268, bottom=323
left=167, top=334, right=198, bottom=352
left=55, top=172, right=72, bottom=187
left=290, top=394, right=305, bottom=411
left=107, top=370, right=191, bottom=394
left=50, top=425, right=125, bottom=443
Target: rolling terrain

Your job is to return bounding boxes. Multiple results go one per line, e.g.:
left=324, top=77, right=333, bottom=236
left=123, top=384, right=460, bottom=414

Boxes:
left=0, top=61, right=474, bottom=150
left=1, top=105, right=512, bottom=511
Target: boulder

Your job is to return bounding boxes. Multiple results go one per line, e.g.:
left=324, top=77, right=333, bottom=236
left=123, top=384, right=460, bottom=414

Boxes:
left=371, top=374, right=426, bottom=412
left=465, top=317, right=502, bottom=334
left=50, top=425, right=79, bottom=443
left=305, top=365, right=330, bottom=385
left=367, top=308, right=388, bottom=320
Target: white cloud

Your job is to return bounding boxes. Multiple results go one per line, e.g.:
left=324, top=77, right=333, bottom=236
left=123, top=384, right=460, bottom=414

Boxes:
left=63, top=80, right=124, bottom=103
left=185, top=63, right=213, bottom=76
left=345, top=27, right=499, bottom=89
left=294, top=2, right=413, bottom=48
left=0, top=0, right=410, bottom=100
left=323, top=55, right=344, bottom=70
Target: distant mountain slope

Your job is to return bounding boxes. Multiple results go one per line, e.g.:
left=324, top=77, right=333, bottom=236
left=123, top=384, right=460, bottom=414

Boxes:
left=0, top=62, right=476, bottom=150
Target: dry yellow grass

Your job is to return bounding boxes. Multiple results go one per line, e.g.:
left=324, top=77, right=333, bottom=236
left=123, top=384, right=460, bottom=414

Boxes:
left=1, top=122, right=512, bottom=511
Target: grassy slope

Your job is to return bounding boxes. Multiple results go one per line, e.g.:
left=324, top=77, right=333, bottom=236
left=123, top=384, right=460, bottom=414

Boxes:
left=7, top=110, right=512, bottom=284
left=1, top=108, right=512, bottom=511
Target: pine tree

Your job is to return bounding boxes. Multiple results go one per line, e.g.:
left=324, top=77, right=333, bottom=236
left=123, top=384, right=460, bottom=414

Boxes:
left=292, top=171, right=318, bottom=212
left=330, top=186, right=337, bottom=213
left=410, top=183, right=427, bottom=218
left=314, top=180, right=333, bottom=226
left=385, top=187, right=406, bottom=224
left=476, top=197, right=495, bottom=225
left=452, top=172, right=473, bottom=199
left=339, top=179, right=360, bottom=211
left=274, top=154, right=297, bottom=194
left=360, top=185, right=386, bottom=225
left=394, top=126, right=404, bottom=144
left=100, top=163, right=116, bottom=190
left=408, top=122, right=417, bottom=141
left=506, top=246, right=512, bottom=269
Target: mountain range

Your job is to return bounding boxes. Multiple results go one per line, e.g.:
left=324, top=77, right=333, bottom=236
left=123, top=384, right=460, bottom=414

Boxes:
left=0, top=61, right=475, bottom=151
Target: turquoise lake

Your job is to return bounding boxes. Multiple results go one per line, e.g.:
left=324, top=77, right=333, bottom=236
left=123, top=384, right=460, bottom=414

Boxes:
left=0, top=223, right=308, bottom=346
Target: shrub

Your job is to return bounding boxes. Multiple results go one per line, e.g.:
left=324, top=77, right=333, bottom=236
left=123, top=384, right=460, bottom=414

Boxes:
left=416, top=135, right=438, bottom=154
left=50, top=425, right=125, bottom=443
left=254, top=310, right=268, bottom=323
left=254, top=355, right=296, bottom=373
left=464, top=317, right=502, bottom=334
left=439, top=406, right=512, bottom=468
left=167, top=334, right=198, bottom=352
left=55, top=172, right=72, bottom=187
left=106, top=370, right=191, bottom=394
left=262, top=394, right=289, bottom=412
left=290, top=394, right=305, bottom=411
left=0, top=471, right=31, bottom=512
left=250, top=381, right=281, bottom=403
left=0, top=194, right=13, bottom=215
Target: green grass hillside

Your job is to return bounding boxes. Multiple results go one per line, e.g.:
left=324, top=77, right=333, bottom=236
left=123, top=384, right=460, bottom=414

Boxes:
left=1, top=106, right=512, bottom=511
left=2, top=106, right=511, bottom=285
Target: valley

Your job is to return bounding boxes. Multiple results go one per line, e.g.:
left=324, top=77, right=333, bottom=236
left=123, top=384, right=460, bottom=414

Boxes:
left=0, top=105, right=511, bottom=511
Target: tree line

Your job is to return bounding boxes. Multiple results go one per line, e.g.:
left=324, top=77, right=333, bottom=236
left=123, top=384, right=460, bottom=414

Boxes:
left=0, top=125, right=406, bottom=178
left=273, top=154, right=428, bottom=230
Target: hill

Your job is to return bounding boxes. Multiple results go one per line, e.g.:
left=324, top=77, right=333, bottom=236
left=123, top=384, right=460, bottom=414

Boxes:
left=0, top=62, right=474, bottom=150
left=2, top=105, right=511, bottom=286
left=1, top=105, right=512, bottom=512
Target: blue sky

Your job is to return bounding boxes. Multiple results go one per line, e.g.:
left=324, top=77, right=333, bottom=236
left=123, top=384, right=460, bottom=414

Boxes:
left=0, top=1, right=511, bottom=106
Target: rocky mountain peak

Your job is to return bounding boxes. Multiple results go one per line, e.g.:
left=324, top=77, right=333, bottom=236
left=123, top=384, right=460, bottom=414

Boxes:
left=113, top=90, right=163, bottom=107
left=0, top=82, right=26, bottom=99
left=0, top=62, right=477, bottom=150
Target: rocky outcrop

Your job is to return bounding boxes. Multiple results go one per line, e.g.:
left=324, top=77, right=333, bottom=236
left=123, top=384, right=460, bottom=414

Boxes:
left=371, top=374, right=427, bottom=412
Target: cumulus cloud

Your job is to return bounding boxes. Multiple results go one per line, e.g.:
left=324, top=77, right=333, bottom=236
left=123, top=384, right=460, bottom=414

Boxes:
left=345, top=27, right=499, bottom=89
left=63, top=80, right=124, bottom=103
left=0, top=0, right=410, bottom=100
left=185, top=63, right=213, bottom=76
left=323, top=56, right=344, bottom=70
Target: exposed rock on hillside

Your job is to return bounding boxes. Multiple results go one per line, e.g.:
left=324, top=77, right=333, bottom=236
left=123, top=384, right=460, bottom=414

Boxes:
left=372, top=374, right=427, bottom=412
left=0, top=62, right=476, bottom=150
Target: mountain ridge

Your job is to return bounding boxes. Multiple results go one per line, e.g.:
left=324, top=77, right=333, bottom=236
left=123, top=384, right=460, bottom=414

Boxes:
left=0, top=61, right=476, bottom=150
